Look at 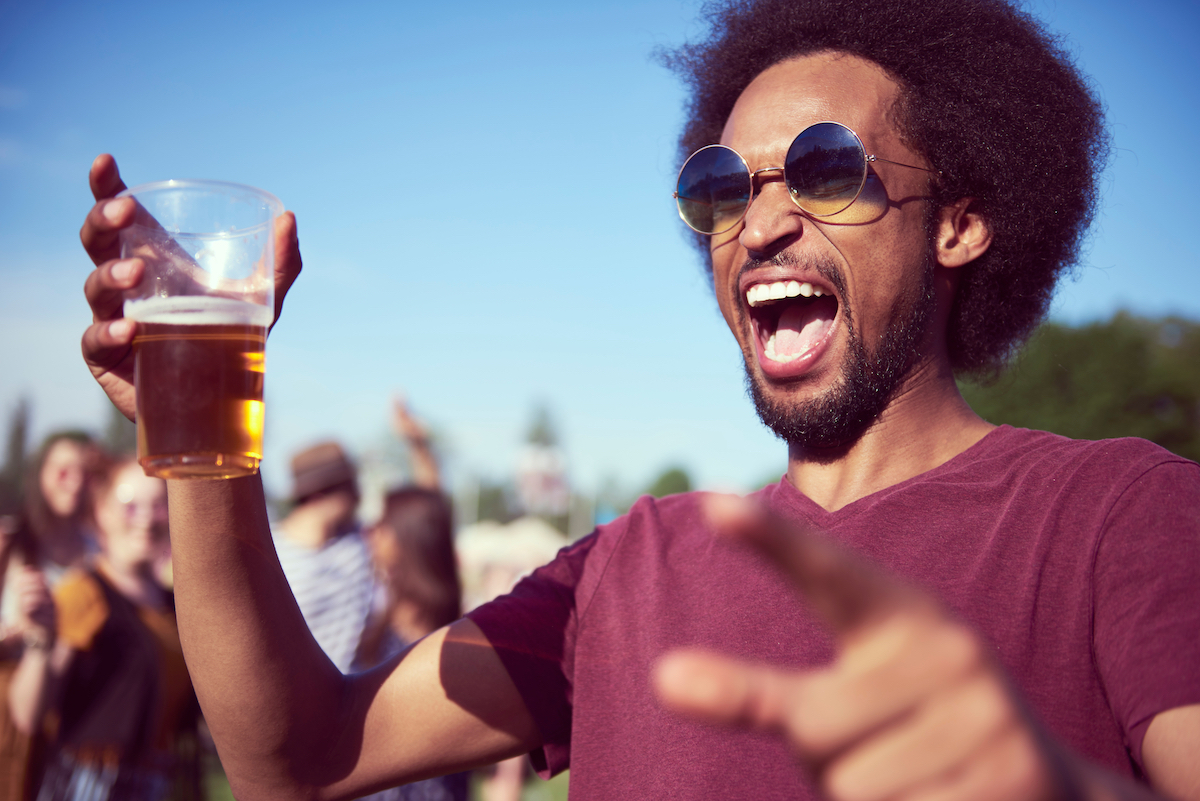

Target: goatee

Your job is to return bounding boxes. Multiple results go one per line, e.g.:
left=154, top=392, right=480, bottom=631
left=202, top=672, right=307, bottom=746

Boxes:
left=746, top=251, right=937, bottom=450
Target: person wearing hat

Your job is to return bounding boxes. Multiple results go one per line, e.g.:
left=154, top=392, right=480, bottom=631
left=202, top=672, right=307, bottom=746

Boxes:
left=273, top=441, right=374, bottom=674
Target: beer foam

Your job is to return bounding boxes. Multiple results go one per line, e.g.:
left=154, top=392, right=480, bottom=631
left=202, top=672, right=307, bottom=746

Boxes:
left=124, top=296, right=273, bottom=327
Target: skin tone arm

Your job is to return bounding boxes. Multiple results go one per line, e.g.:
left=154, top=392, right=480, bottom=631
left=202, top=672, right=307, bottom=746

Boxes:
left=1143, top=708, right=1200, bottom=801
left=80, top=155, right=539, bottom=801
left=0, top=528, right=15, bottom=654
left=392, top=395, right=441, bottom=490
left=6, top=565, right=72, bottom=735
left=655, top=496, right=1199, bottom=801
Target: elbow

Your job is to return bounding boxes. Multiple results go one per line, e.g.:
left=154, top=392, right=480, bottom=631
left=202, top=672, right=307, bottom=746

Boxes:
left=9, top=703, right=42, bottom=737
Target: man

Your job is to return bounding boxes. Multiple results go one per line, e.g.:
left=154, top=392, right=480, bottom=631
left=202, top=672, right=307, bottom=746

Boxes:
left=273, top=441, right=374, bottom=674
left=75, top=0, right=1199, bottom=799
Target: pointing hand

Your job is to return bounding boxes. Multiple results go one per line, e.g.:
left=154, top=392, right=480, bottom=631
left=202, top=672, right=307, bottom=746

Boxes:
left=654, top=494, right=1086, bottom=801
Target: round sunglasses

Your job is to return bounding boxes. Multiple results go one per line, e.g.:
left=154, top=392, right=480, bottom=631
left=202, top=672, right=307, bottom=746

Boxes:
left=674, top=121, right=939, bottom=235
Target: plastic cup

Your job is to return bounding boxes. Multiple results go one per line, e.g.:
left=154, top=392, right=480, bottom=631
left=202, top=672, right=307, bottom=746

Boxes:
left=118, top=180, right=282, bottom=479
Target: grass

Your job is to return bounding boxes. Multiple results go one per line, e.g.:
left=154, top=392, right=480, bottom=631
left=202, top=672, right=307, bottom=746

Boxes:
left=204, top=755, right=568, bottom=801
left=469, top=770, right=569, bottom=801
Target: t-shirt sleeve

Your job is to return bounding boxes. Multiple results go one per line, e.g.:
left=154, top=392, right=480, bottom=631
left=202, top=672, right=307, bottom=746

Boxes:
left=1092, top=458, right=1200, bottom=769
left=466, top=532, right=599, bottom=777
left=53, top=571, right=109, bottom=651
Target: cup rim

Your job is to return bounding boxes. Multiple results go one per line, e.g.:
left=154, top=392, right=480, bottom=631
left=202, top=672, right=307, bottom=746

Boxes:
left=116, top=178, right=284, bottom=217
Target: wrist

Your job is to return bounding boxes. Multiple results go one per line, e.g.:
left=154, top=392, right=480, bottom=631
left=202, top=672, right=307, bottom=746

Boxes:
left=22, top=626, right=55, bottom=652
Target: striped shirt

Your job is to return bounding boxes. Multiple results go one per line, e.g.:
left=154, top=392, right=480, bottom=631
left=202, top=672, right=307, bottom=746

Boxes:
left=273, top=528, right=375, bottom=673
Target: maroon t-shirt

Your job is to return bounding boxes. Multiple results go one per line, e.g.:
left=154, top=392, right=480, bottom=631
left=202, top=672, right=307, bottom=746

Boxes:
left=468, top=426, right=1200, bottom=799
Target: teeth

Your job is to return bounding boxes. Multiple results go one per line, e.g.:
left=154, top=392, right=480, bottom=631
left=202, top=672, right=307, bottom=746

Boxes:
left=745, top=280, right=831, bottom=307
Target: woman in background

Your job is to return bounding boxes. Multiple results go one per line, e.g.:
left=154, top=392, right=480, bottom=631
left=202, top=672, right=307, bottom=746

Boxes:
left=1, top=431, right=97, bottom=617
left=360, top=487, right=461, bottom=652
left=8, top=452, right=199, bottom=801
left=0, top=432, right=97, bottom=800
left=356, top=487, right=468, bottom=801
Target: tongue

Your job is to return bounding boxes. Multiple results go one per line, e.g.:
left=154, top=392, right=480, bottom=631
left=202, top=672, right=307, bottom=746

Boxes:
left=773, top=297, right=836, bottom=357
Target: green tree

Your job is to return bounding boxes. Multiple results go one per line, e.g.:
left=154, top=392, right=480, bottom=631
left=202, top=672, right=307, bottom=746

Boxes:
left=476, top=479, right=518, bottom=525
left=960, top=313, right=1200, bottom=462
left=644, top=466, right=692, bottom=499
left=526, top=404, right=558, bottom=447
left=0, top=398, right=30, bottom=517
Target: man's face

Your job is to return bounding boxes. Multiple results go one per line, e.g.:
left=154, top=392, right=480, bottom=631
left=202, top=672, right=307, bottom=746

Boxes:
left=710, top=52, right=941, bottom=448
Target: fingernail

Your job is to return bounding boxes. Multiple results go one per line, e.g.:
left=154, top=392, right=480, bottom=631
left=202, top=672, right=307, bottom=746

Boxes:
left=102, top=199, right=128, bottom=224
left=110, top=318, right=135, bottom=339
left=112, top=259, right=137, bottom=281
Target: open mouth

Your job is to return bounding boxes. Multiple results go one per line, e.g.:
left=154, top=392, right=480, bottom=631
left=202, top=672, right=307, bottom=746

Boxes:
left=745, top=279, right=839, bottom=365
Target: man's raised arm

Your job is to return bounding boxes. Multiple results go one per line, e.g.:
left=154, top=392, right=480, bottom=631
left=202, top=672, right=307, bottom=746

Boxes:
left=79, top=155, right=539, bottom=801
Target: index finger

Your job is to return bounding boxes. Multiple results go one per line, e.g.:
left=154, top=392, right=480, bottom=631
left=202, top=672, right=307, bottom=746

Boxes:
left=90, top=153, right=128, bottom=201
left=80, top=155, right=133, bottom=266
left=704, top=494, right=930, bottom=636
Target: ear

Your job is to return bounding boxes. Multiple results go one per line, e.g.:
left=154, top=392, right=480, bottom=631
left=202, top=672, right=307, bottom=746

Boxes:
left=935, top=198, right=991, bottom=268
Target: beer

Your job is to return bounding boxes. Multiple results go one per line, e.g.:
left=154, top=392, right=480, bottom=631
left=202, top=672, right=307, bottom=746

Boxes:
left=127, top=296, right=271, bottom=479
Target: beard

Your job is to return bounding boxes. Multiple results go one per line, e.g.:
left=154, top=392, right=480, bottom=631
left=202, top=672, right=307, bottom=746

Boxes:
left=746, top=247, right=938, bottom=450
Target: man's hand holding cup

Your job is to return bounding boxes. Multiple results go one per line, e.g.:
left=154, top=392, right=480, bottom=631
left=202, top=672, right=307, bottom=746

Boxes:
left=79, top=155, right=302, bottom=477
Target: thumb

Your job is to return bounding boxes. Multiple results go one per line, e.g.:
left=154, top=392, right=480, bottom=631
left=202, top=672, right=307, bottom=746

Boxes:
left=271, top=211, right=302, bottom=330
left=654, top=649, right=795, bottom=733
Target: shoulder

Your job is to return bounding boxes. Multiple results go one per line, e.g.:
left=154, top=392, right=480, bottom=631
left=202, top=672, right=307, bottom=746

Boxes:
left=956, top=426, right=1197, bottom=496
left=53, top=569, right=110, bottom=650
left=323, top=529, right=373, bottom=579
left=980, top=425, right=1189, bottom=464
left=596, top=489, right=730, bottom=558
left=612, top=484, right=789, bottom=539
left=621, top=490, right=711, bottom=531
left=578, top=488, right=782, bottom=579
left=967, top=430, right=1200, bottom=565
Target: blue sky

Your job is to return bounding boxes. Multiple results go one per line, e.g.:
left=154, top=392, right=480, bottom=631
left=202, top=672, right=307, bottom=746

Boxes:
left=1, top=0, right=1198, bottom=502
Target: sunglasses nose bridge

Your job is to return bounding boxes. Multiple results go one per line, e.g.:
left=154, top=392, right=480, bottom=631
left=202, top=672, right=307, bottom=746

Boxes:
left=746, top=166, right=790, bottom=215
left=750, top=166, right=785, bottom=187
left=740, top=166, right=809, bottom=253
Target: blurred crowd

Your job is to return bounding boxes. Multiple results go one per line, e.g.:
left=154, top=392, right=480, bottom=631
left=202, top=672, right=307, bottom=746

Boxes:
left=0, top=398, right=568, bottom=801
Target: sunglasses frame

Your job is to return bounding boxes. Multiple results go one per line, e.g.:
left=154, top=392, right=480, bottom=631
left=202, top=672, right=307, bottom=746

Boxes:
left=674, top=121, right=939, bottom=235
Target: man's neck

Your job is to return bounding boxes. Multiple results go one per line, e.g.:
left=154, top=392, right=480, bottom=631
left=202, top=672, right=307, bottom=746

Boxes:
left=786, top=355, right=994, bottom=512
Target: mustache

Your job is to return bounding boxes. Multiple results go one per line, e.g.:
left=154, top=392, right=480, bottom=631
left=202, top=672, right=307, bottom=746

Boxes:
left=738, top=252, right=848, bottom=299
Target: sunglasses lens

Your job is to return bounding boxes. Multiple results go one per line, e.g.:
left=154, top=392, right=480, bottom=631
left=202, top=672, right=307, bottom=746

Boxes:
left=676, top=146, right=750, bottom=234
left=784, top=122, right=867, bottom=217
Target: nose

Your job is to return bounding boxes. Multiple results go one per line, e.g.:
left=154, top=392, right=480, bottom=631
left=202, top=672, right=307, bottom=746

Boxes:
left=739, top=171, right=805, bottom=257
